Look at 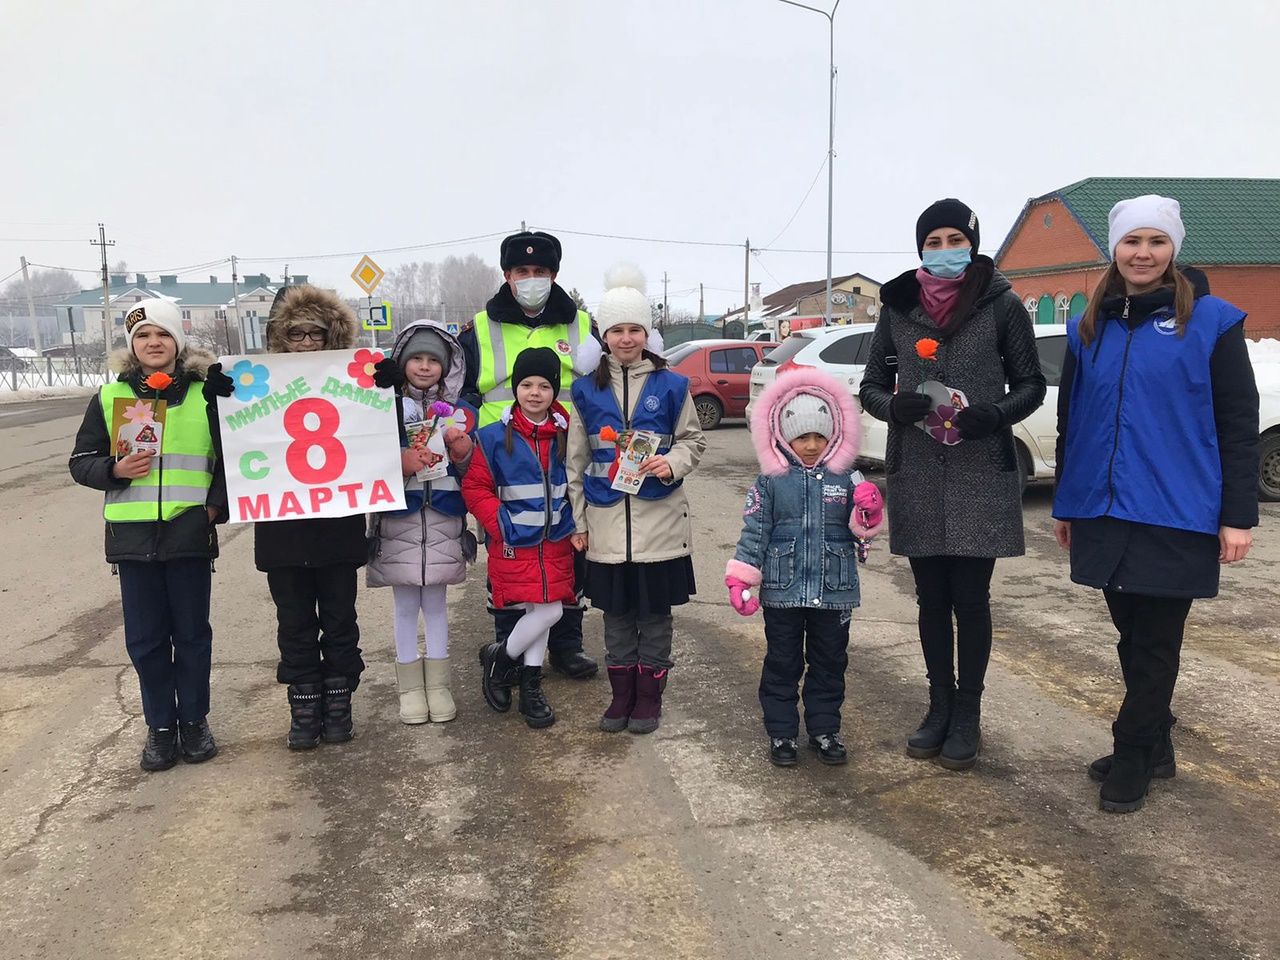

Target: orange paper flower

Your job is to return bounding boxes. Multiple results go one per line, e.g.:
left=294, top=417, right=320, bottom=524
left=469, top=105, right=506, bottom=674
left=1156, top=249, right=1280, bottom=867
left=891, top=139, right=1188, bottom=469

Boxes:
left=915, top=338, right=939, bottom=361
left=599, top=425, right=619, bottom=442
left=143, top=371, right=173, bottom=391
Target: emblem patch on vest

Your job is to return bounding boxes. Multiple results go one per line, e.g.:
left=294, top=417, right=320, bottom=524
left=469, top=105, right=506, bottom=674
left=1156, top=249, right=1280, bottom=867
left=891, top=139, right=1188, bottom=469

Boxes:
left=1154, top=316, right=1178, bottom=336
left=503, top=544, right=516, bottom=559
left=643, top=395, right=661, bottom=412
left=555, top=339, right=571, bottom=355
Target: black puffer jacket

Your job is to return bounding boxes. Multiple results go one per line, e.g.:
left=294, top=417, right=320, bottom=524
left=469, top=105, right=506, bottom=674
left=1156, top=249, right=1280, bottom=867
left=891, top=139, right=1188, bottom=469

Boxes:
left=860, top=257, right=1046, bottom=558
left=69, top=347, right=227, bottom=564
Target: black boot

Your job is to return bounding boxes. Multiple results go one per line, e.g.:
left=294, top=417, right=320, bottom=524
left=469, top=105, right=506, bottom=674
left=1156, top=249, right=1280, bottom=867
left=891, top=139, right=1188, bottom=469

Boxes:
left=1100, top=731, right=1157, bottom=813
left=906, top=685, right=954, bottom=759
left=938, top=691, right=981, bottom=771
left=1089, top=716, right=1176, bottom=782
left=549, top=648, right=599, bottom=680
left=808, top=733, right=848, bottom=765
left=321, top=677, right=354, bottom=743
left=769, top=737, right=798, bottom=767
left=480, top=642, right=520, bottom=713
left=287, top=683, right=323, bottom=750
left=517, top=665, right=555, bottom=729
left=179, top=718, right=218, bottom=764
left=140, top=726, right=180, bottom=771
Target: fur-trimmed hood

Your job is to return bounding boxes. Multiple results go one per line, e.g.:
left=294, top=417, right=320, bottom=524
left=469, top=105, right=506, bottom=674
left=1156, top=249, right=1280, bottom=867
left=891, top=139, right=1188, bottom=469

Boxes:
left=750, top=367, right=860, bottom=476
left=388, top=319, right=465, bottom=405
left=108, top=344, right=217, bottom=381
left=265, top=285, right=358, bottom=354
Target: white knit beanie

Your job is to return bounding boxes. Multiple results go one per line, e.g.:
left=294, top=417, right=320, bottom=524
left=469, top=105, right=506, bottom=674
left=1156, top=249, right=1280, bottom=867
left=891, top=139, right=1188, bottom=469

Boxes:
left=125, top=298, right=186, bottom=354
left=779, top=393, right=834, bottom=443
left=1107, top=195, right=1185, bottom=259
left=596, top=263, right=653, bottom=336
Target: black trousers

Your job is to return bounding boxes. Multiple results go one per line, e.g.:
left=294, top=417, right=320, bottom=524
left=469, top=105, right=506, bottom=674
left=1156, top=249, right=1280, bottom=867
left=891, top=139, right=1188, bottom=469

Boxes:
left=907, top=556, right=996, bottom=696
left=490, top=550, right=585, bottom=655
left=759, top=607, right=850, bottom=739
left=118, top=558, right=213, bottom=728
left=1104, top=590, right=1192, bottom=743
left=266, top=565, right=365, bottom=688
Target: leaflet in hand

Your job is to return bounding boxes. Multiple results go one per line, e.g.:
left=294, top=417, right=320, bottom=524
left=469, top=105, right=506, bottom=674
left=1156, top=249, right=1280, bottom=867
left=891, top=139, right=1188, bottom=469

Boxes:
left=111, top=397, right=167, bottom=459
left=611, top=429, right=660, bottom=495
left=405, top=416, right=450, bottom=481
left=915, top=380, right=968, bottom=447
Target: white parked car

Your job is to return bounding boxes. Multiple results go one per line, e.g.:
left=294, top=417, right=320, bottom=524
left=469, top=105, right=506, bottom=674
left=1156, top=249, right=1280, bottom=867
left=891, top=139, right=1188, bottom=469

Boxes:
left=1256, top=366, right=1280, bottom=502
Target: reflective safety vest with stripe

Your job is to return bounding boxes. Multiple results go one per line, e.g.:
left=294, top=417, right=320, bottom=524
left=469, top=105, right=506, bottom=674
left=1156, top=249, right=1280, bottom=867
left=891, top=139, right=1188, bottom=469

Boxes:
left=402, top=468, right=466, bottom=518
left=475, top=421, right=575, bottom=548
left=99, top=381, right=215, bottom=522
left=570, top=368, right=688, bottom=507
left=473, top=309, right=591, bottom=427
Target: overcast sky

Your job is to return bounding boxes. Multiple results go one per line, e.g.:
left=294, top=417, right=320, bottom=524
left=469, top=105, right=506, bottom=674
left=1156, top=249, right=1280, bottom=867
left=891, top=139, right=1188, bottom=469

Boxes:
left=3, top=0, right=1276, bottom=316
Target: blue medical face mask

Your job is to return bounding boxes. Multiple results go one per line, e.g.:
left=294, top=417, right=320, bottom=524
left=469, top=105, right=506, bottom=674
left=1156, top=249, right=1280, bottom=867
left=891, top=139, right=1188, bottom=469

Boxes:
left=921, top=247, right=972, bottom=279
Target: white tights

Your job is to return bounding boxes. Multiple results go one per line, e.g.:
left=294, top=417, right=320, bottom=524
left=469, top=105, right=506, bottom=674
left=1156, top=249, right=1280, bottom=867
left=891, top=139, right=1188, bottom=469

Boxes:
left=392, top=584, right=449, bottom=663
left=503, top=601, right=564, bottom=666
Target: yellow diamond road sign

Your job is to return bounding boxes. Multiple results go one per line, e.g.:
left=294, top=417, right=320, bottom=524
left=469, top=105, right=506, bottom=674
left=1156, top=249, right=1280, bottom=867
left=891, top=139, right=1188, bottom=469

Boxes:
left=351, top=255, right=385, bottom=295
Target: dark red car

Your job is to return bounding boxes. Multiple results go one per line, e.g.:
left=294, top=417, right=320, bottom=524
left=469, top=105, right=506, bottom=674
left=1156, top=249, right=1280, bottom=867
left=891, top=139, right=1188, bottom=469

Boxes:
left=664, top=339, right=779, bottom=429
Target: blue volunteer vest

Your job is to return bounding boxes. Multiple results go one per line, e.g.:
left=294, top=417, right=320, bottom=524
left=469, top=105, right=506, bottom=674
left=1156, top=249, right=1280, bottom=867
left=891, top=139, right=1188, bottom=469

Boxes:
left=396, top=398, right=477, bottom=518
left=570, top=369, right=688, bottom=506
left=475, top=420, right=575, bottom=548
left=1053, top=295, right=1245, bottom=535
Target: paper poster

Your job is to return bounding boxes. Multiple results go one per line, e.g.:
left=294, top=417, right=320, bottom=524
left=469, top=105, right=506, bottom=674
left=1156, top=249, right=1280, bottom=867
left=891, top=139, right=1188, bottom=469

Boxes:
left=111, top=397, right=167, bottom=459
left=215, top=348, right=407, bottom=523
left=916, top=380, right=969, bottom=446
left=611, top=429, right=660, bottom=495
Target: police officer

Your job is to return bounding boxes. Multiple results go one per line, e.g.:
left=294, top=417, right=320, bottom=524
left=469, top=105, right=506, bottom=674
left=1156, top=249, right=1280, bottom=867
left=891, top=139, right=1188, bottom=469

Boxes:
left=459, top=231, right=598, bottom=679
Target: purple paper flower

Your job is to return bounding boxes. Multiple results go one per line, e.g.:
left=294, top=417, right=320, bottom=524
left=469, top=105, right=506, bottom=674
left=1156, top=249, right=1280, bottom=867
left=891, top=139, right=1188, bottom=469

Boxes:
left=431, top=400, right=454, bottom=417
left=926, top=405, right=961, bottom=445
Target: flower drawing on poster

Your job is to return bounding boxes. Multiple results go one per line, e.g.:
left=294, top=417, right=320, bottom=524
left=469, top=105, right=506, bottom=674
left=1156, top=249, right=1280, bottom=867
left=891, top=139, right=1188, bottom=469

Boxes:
left=347, top=349, right=384, bottom=389
left=122, top=399, right=156, bottom=424
left=229, top=359, right=271, bottom=402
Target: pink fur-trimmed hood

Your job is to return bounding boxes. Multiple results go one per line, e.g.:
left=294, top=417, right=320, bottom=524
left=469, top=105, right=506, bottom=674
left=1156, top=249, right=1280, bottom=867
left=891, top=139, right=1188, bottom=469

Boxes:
left=750, top=367, right=861, bottom=476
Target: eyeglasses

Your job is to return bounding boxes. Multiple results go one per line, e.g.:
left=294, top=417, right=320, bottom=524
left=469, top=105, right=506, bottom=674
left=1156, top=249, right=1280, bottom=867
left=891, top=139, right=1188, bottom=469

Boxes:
left=286, top=329, right=326, bottom=343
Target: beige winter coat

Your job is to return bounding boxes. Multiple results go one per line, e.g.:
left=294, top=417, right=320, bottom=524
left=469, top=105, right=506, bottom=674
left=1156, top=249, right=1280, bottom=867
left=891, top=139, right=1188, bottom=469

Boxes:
left=567, top=356, right=706, bottom=564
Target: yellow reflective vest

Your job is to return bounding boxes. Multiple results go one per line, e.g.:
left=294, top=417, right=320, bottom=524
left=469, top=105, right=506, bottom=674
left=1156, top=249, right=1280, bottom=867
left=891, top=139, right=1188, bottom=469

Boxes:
left=99, top=381, right=215, bottom=522
left=473, top=308, right=592, bottom=427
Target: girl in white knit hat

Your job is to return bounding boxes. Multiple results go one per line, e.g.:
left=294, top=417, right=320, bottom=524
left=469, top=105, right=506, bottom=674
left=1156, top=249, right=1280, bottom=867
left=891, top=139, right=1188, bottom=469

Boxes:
left=566, top=264, right=706, bottom=734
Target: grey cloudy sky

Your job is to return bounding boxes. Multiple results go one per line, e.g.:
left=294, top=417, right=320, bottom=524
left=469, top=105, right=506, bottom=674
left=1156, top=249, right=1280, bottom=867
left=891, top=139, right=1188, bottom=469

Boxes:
left=3, top=0, right=1276, bottom=316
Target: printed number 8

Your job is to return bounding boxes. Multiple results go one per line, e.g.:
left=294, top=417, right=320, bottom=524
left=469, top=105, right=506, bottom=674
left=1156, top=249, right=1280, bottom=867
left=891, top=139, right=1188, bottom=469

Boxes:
left=284, top=398, right=346, bottom=484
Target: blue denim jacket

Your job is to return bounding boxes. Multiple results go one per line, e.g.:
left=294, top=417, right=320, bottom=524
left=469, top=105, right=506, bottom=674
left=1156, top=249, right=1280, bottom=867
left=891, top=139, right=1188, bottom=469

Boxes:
left=733, top=464, right=862, bottom=610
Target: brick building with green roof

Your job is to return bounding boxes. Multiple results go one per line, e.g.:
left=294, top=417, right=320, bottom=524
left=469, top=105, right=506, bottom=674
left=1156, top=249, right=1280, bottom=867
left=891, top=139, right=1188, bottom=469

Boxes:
left=995, top=177, right=1280, bottom=339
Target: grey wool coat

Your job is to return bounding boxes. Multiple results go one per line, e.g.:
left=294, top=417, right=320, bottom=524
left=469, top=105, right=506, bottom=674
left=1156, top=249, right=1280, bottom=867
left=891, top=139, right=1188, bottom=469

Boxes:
left=859, top=258, right=1046, bottom=558
left=366, top=320, right=471, bottom=588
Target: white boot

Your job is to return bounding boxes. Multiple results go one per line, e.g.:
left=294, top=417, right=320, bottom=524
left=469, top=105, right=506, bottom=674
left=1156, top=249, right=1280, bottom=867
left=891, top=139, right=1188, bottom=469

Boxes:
left=423, top=657, right=457, bottom=722
left=395, top=659, right=429, bottom=725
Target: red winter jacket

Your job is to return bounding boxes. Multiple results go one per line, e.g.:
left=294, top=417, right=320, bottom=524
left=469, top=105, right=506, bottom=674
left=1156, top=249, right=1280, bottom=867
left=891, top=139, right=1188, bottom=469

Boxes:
left=462, top=404, right=576, bottom=608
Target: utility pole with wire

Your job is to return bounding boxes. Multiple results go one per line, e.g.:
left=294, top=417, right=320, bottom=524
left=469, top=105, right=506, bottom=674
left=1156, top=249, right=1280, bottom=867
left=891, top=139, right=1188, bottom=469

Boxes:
left=699, top=282, right=704, bottom=325
left=231, top=255, right=243, bottom=353
left=90, top=223, right=115, bottom=352
left=19, top=257, right=42, bottom=352
left=662, top=272, right=669, bottom=333
left=743, top=238, right=751, bottom=338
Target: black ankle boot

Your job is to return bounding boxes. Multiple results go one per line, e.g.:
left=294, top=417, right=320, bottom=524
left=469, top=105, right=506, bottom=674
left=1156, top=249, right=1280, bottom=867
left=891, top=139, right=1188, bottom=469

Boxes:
left=938, top=691, right=981, bottom=771
left=321, top=677, right=354, bottom=743
left=518, top=665, right=555, bottom=729
left=287, top=683, right=323, bottom=750
left=1090, top=717, right=1176, bottom=782
left=1100, top=734, right=1157, bottom=813
left=906, top=685, right=954, bottom=758
left=480, top=642, right=519, bottom=713
left=140, top=726, right=180, bottom=771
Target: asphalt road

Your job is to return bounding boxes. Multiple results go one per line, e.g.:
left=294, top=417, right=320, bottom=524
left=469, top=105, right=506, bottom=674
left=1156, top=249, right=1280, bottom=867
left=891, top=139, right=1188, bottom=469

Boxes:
left=1, top=400, right=1278, bottom=960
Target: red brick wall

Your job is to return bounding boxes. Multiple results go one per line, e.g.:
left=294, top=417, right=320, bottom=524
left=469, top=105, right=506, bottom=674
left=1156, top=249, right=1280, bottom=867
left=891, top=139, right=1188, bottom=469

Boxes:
left=1008, top=265, right=1280, bottom=340
left=999, top=199, right=1102, bottom=270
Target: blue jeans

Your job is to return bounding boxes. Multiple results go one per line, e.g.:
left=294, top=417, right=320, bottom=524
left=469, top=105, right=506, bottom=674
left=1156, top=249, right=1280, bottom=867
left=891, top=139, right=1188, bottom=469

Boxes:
left=117, top=558, right=213, bottom=728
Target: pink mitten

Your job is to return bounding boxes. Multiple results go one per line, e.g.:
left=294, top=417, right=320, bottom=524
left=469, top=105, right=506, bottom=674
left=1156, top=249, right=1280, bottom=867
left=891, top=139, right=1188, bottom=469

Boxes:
left=443, top=426, right=473, bottom=463
left=851, top=481, right=885, bottom=538
left=725, top=575, right=760, bottom=616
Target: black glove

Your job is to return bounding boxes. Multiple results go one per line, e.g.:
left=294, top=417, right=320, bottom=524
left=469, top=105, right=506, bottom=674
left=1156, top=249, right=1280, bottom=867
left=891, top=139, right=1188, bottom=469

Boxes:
left=202, top=362, right=234, bottom=400
left=373, top=356, right=404, bottom=390
left=954, top=400, right=1003, bottom=440
left=889, top=391, right=933, bottom=425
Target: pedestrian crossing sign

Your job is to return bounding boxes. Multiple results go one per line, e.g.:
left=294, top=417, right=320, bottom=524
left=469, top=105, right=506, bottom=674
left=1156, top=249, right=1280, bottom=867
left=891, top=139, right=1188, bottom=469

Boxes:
left=363, top=301, right=393, bottom=331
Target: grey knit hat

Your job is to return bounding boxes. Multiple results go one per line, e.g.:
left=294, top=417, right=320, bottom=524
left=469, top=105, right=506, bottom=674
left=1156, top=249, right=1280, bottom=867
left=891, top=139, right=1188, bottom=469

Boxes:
left=779, top=394, right=834, bottom=442
left=398, top=327, right=450, bottom=370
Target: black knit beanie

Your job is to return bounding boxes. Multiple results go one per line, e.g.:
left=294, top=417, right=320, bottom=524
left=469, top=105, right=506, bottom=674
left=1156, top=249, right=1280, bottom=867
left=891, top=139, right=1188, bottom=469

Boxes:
left=500, top=231, right=562, bottom=272
left=915, top=199, right=980, bottom=257
left=512, top=346, right=562, bottom=399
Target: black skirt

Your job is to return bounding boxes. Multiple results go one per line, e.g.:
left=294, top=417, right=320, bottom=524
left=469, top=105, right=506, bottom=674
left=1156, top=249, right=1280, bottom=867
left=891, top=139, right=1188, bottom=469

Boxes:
left=1069, top=516, right=1220, bottom=600
left=584, top=557, right=697, bottom=617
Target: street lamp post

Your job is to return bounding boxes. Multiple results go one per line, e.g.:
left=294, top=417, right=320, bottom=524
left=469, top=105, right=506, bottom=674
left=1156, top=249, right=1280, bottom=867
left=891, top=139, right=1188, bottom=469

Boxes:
left=776, top=0, right=840, bottom=326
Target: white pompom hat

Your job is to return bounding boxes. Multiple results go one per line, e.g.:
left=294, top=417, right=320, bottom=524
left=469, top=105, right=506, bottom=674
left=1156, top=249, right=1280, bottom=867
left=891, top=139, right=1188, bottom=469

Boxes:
left=583, top=262, right=664, bottom=361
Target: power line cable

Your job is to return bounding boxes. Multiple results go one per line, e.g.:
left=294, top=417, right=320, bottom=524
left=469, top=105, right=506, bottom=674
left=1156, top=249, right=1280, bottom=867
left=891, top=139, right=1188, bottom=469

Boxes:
left=239, top=230, right=514, bottom=264
left=762, top=154, right=828, bottom=249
